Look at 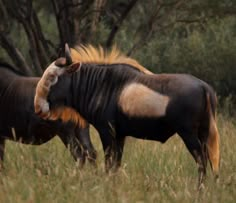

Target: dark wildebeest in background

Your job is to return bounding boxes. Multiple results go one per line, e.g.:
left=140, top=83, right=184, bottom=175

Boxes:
left=0, top=62, right=97, bottom=169
left=34, top=44, right=220, bottom=186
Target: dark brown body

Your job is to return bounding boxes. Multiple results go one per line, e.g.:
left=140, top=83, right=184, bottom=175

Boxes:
left=38, top=62, right=220, bottom=186
left=0, top=63, right=97, bottom=169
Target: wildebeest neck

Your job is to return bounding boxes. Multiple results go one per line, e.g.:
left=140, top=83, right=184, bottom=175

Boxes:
left=68, top=63, right=150, bottom=123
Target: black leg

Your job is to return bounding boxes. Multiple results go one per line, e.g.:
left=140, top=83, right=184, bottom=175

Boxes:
left=113, top=136, right=125, bottom=171
left=0, top=138, right=5, bottom=170
left=178, top=129, right=206, bottom=187
left=59, top=132, right=86, bottom=169
left=97, top=127, right=115, bottom=173
left=75, top=126, right=97, bottom=167
left=197, top=126, right=211, bottom=184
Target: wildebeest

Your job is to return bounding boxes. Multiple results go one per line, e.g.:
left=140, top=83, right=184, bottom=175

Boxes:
left=34, top=44, right=220, bottom=186
left=0, top=62, right=97, bottom=169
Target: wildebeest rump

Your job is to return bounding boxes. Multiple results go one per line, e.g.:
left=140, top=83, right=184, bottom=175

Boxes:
left=34, top=45, right=220, bottom=186
left=0, top=62, right=97, bottom=169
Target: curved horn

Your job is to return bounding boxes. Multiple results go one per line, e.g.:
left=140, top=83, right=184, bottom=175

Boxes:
left=65, top=43, right=72, bottom=65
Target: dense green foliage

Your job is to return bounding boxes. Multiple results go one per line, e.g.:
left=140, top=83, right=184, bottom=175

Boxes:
left=133, top=17, right=236, bottom=100
left=1, top=0, right=235, bottom=102
left=110, top=1, right=236, bottom=101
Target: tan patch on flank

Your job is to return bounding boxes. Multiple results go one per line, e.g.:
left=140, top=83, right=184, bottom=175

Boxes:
left=119, top=83, right=169, bottom=117
left=49, top=106, right=87, bottom=128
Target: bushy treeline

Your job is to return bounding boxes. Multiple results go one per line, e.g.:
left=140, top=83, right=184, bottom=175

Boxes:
left=90, top=1, right=236, bottom=104
left=1, top=0, right=235, bottom=106
left=125, top=18, right=236, bottom=104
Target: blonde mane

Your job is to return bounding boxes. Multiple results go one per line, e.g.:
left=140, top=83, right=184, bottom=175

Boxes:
left=70, top=45, right=153, bottom=74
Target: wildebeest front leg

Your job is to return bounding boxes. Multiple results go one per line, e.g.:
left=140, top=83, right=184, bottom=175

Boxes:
left=74, top=126, right=97, bottom=167
left=59, top=132, right=86, bottom=168
left=98, top=128, right=115, bottom=173
left=0, top=138, right=5, bottom=170
left=179, top=129, right=206, bottom=188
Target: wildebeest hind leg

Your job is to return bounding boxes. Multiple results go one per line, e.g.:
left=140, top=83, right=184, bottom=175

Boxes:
left=179, top=129, right=206, bottom=188
left=198, top=127, right=209, bottom=175
left=0, top=138, right=5, bottom=170
left=112, top=136, right=125, bottom=171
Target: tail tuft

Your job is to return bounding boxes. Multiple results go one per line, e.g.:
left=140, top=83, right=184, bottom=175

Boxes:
left=206, top=93, right=220, bottom=176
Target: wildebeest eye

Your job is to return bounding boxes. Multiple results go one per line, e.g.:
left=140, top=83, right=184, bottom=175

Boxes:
left=55, top=57, right=67, bottom=67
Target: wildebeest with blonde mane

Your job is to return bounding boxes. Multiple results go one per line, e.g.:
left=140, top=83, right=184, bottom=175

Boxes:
left=34, top=44, right=220, bottom=187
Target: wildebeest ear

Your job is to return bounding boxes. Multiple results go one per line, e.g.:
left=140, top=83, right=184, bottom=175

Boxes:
left=65, top=43, right=72, bottom=65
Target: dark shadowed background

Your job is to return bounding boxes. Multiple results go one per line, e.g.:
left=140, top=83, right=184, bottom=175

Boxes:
left=0, top=0, right=235, bottom=107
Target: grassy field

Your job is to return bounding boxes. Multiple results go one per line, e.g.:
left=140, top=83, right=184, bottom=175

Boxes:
left=0, top=113, right=235, bottom=203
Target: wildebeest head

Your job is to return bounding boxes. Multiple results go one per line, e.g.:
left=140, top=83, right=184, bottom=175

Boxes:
left=34, top=43, right=83, bottom=122
left=46, top=44, right=79, bottom=108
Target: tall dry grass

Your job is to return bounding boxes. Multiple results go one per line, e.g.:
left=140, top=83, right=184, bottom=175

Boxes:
left=0, top=113, right=235, bottom=203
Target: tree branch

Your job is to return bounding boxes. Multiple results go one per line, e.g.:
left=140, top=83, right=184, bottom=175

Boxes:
left=57, top=2, right=84, bottom=18
left=86, top=0, right=107, bottom=42
left=0, top=33, right=33, bottom=76
left=127, top=0, right=186, bottom=56
left=51, top=0, right=77, bottom=46
left=106, top=0, right=138, bottom=48
left=3, top=0, right=56, bottom=74
left=0, top=0, right=10, bottom=33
